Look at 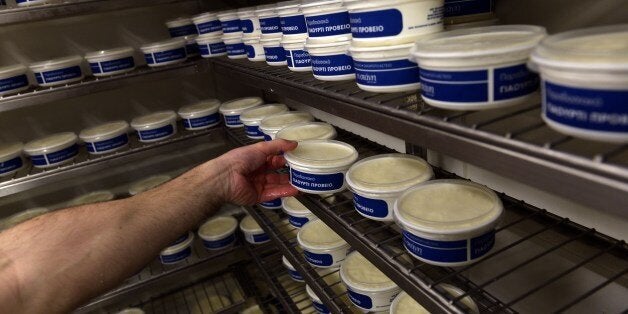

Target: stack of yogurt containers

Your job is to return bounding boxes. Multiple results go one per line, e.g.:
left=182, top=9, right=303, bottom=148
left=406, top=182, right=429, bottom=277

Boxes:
left=165, top=17, right=199, bottom=57
left=256, top=4, right=287, bottom=66
left=297, top=219, right=350, bottom=268
left=277, top=0, right=312, bottom=72
left=239, top=6, right=265, bottom=62
left=193, top=12, right=227, bottom=58
left=218, top=10, right=247, bottom=59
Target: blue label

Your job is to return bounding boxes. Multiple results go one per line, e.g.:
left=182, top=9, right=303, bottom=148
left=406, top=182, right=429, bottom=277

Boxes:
left=311, top=54, right=354, bottom=76
left=0, top=157, right=22, bottom=174
left=145, top=47, right=187, bottom=64
left=349, top=9, right=403, bottom=38
left=288, top=269, right=304, bottom=281
left=224, top=114, right=241, bottom=126
left=303, top=250, right=334, bottom=267
left=0, top=74, right=28, bottom=93
left=353, top=194, right=388, bottom=218
left=355, top=59, right=420, bottom=87
left=286, top=49, right=311, bottom=68
left=184, top=113, right=220, bottom=129
left=280, top=14, right=308, bottom=35
left=203, top=233, right=236, bottom=249
left=444, top=0, right=493, bottom=17
left=245, top=45, right=256, bottom=58
left=138, top=124, right=174, bottom=141
left=160, top=246, right=191, bottom=264
left=260, top=198, right=282, bottom=208
left=168, top=24, right=198, bottom=37
left=185, top=43, right=199, bottom=55
left=263, top=133, right=272, bottom=141
left=245, top=125, right=264, bottom=137
left=402, top=230, right=495, bottom=263
left=290, top=168, right=344, bottom=191
left=494, top=64, right=539, bottom=101
left=226, top=43, right=246, bottom=56
left=306, top=11, right=351, bottom=37
left=313, top=300, right=330, bottom=314
left=252, top=233, right=270, bottom=243
left=264, top=46, right=287, bottom=62
left=36, top=66, right=82, bottom=84
left=222, top=19, right=242, bottom=33
left=470, top=230, right=495, bottom=259
left=348, top=290, right=373, bottom=310
left=260, top=16, right=281, bottom=34
left=240, top=19, right=255, bottom=33
left=420, top=67, right=488, bottom=102
left=89, top=57, right=135, bottom=74
left=288, top=215, right=310, bottom=228
left=199, top=42, right=227, bottom=56
left=196, top=20, right=222, bottom=34
left=31, top=144, right=78, bottom=166
left=544, top=81, right=628, bottom=132
left=86, top=133, right=128, bottom=153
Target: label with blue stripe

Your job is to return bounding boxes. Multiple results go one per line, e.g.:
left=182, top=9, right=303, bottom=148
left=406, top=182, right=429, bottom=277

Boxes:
left=184, top=113, right=220, bottom=129
left=303, top=250, right=334, bottom=267
left=311, top=54, right=354, bottom=76
left=202, top=233, right=236, bottom=249
left=252, top=233, right=270, bottom=243
left=196, top=20, right=222, bottom=34
left=138, top=124, right=174, bottom=141
left=349, top=9, right=403, bottom=38
left=199, top=42, right=227, bottom=56
left=0, top=157, right=22, bottom=174
left=145, top=47, right=186, bottom=64
left=89, top=57, right=135, bottom=74
left=306, top=11, right=351, bottom=37
left=260, top=16, right=281, bottom=34
left=354, top=59, right=420, bottom=87
left=35, top=66, right=82, bottom=84
left=31, top=144, right=78, bottom=166
left=160, top=246, right=191, bottom=264
left=313, top=300, right=330, bottom=314
left=245, top=125, right=264, bottom=137
left=402, top=229, right=495, bottom=263
left=259, top=198, right=282, bottom=208
left=86, top=133, right=128, bottom=153
left=263, top=133, right=272, bottom=141
left=226, top=43, right=246, bottom=56
left=494, top=64, right=539, bottom=101
left=288, top=269, right=304, bottom=281
left=264, top=46, right=287, bottom=62
left=286, top=49, right=311, bottom=68
left=245, top=45, right=256, bottom=58
left=224, top=114, right=241, bottom=126
left=222, top=19, right=242, bottom=33
left=168, top=24, right=198, bottom=37
left=0, top=74, right=28, bottom=93
left=288, top=215, right=310, bottom=228
left=348, top=290, right=373, bottom=310
left=444, top=0, right=493, bottom=17
left=290, top=168, right=344, bottom=191
left=420, top=67, right=488, bottom=102
left=280, top=14, right=308, bottom=35
left=240, top=19, right=255, bottom=33
left=353, top=194, right=388, bottom=218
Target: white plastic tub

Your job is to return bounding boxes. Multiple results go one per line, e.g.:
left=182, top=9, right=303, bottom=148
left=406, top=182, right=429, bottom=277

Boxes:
left=223, top=34, right=248, bottom=59
left=389, top=284, right=479, bottom=313
left=0, top=64, right=29, bottom=96
left=240, top=215, right=270, bottom=244
left=276, top=122, right=337, bottom=142
left=79, top=121, right=129, bottom=155
left=69, top=191, right=115, bottom=206
left=530, top=25, right=628, bottom=143
left=30, top=55, right=84, bottom=87
left=284, top=140, right=358, bottom=194
left=192, top=12, right=223, bottom=36
left=346, top=0, right=444, bottom=47
left=346, top=154, right=433, bottom=221
left=166, top=17, right=198, bottom=38
left=283, top=38, right=312, bottom=72
left=243, top=37, right=266, bottom=61
left=412, top=25, right=546, bottom=110
left=178, top=99, right=221, bottom=130
left=16, top=0, right=45, bottom=7
left=196, top=34, right=227, bottom=58
left=85, top=47, right=135, bottom=77
left=217, top=10, right=242, bottom=36
left=306, top=38, right=355, bottom=81
left=0, top=142, right=24, bottom=177
left=128, top=175, right=172, bottom=196
left=198, top=216, right=238, bottom=250
left=306, top=285, right=331, bottom=314
left=159, top=232, right=194, bottom=264
left=240, top=104, right=289, bottom=139
left=277, top=0, right=309, bottom=39
left=183, top=35, right=199, bottom=57
left=24, top=132, right=78, bottom=168
left=131, top=111, right=178, bottom=143
left=298, top=219, right=350, bottom=268
left=238, top=7, right=262, bottom=38
left=340, top=251, right=401, bottom=312
left=394, top=179, right=503, bottom=266
left=283, top=196, right=318, bottom=228
left=256, top=4, right=283, bottom=38
left=301, top=0, right=352, bottom=43
left=444, top=0, right=494, bottom=26
left=259, top=111, right=315, bottom=140
left=261, top=37, right=288, bottom=66
left=219, top=97, right=264, bottom=127
left=282, top=255, right=304, bottom=282
left=141, top=38, right=187, bottom=67
left=351, top=43, right=420, bottom=93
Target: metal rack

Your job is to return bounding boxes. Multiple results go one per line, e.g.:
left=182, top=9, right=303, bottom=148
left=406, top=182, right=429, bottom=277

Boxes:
left=211, top=58, right=628, bottom=217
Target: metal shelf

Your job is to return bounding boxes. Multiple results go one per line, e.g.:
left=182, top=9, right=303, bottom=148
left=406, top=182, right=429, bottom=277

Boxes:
left=210, top=58, right=628, bottom=218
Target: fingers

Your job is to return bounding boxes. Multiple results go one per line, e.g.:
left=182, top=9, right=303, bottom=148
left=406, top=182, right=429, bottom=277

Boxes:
left=266, top=155, right=288, bottom=170
left=252, top=139, right=298, bottom=157
left=263, top=173, right=290, bottom=185
left=259, top=185, right=299, bottom=202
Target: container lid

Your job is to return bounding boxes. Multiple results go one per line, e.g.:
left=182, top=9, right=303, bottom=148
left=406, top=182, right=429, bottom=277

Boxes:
left=140, top=38, right=186, bottom=52
left=79, top=121, right=129, bottom=142
left=306, top=35, right=352, bottom=49
left=0, top=142, right=23, bottom=160
left=192, top=12, right=217, bottom=22
left=240, top=215, right=263, bottom=232
left=276, top=122, right=336, bottom=141
left=219, top=97, right=264, bottom=114
left=297, top=218, right=346, bottom=249
left=128, top=175, right=172, bottom=195
left=276, top=0, right=301, bottom=10
left=256, top=3, right=277, bottom=15
left=284, top=139, right=358, bottom=169
left=413, top=25, right=547, bottom=59
left=282, top=255, right=295, bottom=269
left=281, top=37, right=307, bottom=46
left=217, top=9, right=238, bottom=18
left=196, top=33, right=224, bottom=44
left=395, top=179, right=503, bottom=233
left=85, top=46, right=134, bottom=61
left=2, top=207, right=48, bottom=229
left=131, top=111, right=177, bottom=129
left=24, top=132, right=77, bottom=155
left=260, top=37, right=283, bottom=45
left=178, top=99, right=221, bottom=118
left=161, top=231, right=194, bottom=255
left=347, top=154, right=433, bottom=193
left=259, top=111, right=314, bottom=132
left=166, top=17, right=193, bottom=27
left=437, top=284, right=480, bottom=314
left=393, top=292, right=429, bottom=314
left=301, top=0, right=342, bottom=9
left=29, top=55, right=83, bottom=71
left=282, top=196, right=312, bottom=215
left=350, top=43, right=415, bottom=60
left=69, top=190, right=115, bottom=206
left=0, top=64, right=27, bottom=77
left=530, top=24, right=628, bottom=72
left=198, top=216, right=238, bottom=240
left=240, top=104, right=289, bottom=123
left=238, top=6, right=257, bottom=15
left=340, top=251, right=397, bottom=291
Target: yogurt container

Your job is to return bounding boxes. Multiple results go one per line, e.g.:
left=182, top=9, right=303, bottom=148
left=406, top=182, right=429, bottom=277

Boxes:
left=166, top=17, right=198, bottom=38
left=217, top=10, right=242, bottom=36
left=282, top=196, right=318, bottom=228
left=128, top=175, right=172, bottom=196
left=1, top=207, right=48, bottom=230
left=184, top=35, right=200, bottom=57
left=256, top=4, right=283, bottom=38
left=347, top=154, right=433, bottom=221
left=301, top=0, right=352, bottom=43
left=283, top=37, right=312, bottom=72
left=283, top=255, right=304, bottom=282
left=261, top=37, right=288, bottom=66
left=444, top=0, right=494, bottom=26
left=298, top=219, right=350, bottom=268
left=340, top=251, right=401, bottom=312
left=285, top=140, right=358, bottom=194
left=241, top=104, right=289, bottom=139
left=0, top=64, right=29, bottom=96
left=389, top=292, right=428, bottom=314
left=24, top=132, right=78, bottom=168
left=277, top=0, right=309, bottom=39
left=16, top=0, right=46, bottom=7
left=394, top=179, right=503, bottom=266
left=30, top=56, right=84, bottom=87
left=178, top=99, right=221, bottom=130
left=79, top=121, right=129, bottom=155
left=351, top=43, right=420, bottom=93
left=69, top=190, right=115, bottom=206
left=243, top=37, right=266, bottom=61
left=192, top=12, right=223, bottom=36
left=141, top=38, right=187, bottom=67
left=412, top=25, right=546, bottom=110
left=259, top=198, right=283, bottom=210
left=0, top=142, right=24, bottom=177
left=131, top=111, right=178, bottom=143
left=346, top=0, right=444, bottom=47
left=530, top=25, right=628, bottom=143
left=259, top=111, right=315, bottom=140
left=306, top=284, right=330, bottom=314
left=238, top=7, right=262, bottom=38
left=276, top=122, right=337, bottom=141
left=223, top=34, right=248, bottom=59
left=240, top=215, right=270, bottom=244
left=198, top=216, right=238, bottom=250
left=159, top=231, right=194, bottom=264
left=196, top=34, right=227, bottom=58
left=219, top=97, right=264, bottom=128
left=85, top=47, right=135, bottom=77
left=306, top=37, right=355, bottom=81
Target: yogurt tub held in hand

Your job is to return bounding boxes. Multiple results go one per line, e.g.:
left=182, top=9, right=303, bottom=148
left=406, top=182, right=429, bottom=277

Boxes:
left=306, top=284, right=331, bottom=314
left=298, top=219, right=350, bottom=268
left=243, top=37, right=266, bottom=61
left=301, top=0, right=352, bottom=43
left=240, top=104, right=289, bottom=139
left=198, top=216, right=238, bottom=250
left=217, top=10, right=242, bottom=36
left=351, top=43, right=421, bottom=93
left=24, top=132, right=79, bottom=168
left=0, top=64, right=29, bottom=96
left=0, top=142, right=24, bottom=177
left=159, top=231, right=194, bottom=264
left=277, top=0, right=309, bottom=39
left=238, top=7, right=262, bottom=38
left=240, top=215, right=270, bottom=244
left=178, top=99, right=221, bottom=130
left=261, top=37, right=288, bottom=66
left=283, top=255, right=305, bottom=282
left=276, top=122, right=337, bottom=141
left=306, top=37, right=355, bottom=81
left=196, top=34, right=227, bottom=58
left=282, top=196, right=319, bottom=228
left=85, top=47, right=135, bottom=77
left=192, top=12, right=223, bottom=35
left=30, top=55, right=84, bottom=87
left=166, top=17, right=198, bottom=38
left=79, top=121, right=129, bottom=155
left=223, top=34, right=248, bottom=59
left=259, top=111, right=315, bottom=140
left=256, top=4, right=283, bottom=38
left=141, top=38, right=188, bottom=67
left=219, top=97, right=264, bottom=128
left=131, top=111, right=178, bottom=143
left=283, top=37, right=312, bottom=72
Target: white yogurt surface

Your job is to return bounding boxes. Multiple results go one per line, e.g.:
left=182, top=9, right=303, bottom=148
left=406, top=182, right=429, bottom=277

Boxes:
left=178, top=99, right=221, bottom=118
left=298, top=219, right=345, bottom=249
left=392, top=292, right=429, bottom=314
left=199, top=216, right=238, bottom=238
left=79, top=121, right=128, bottom=141
left=24, top=132, right=77, bottom=155
left=348, top=154, right=432, bottom=193
left=341, top=251, right=396, bottom=290
left=282, top=196, right=311, bottom=214
left=285, top=140, right=358, bottom=168
left=241, top=215, right=262, bottom=231
left=128, top=175, right=172, bottom=195
left=259, top=111, right=314, bottom=133
left=219, top=97, right=264, bottom=114
left=69, top=191, right=115, bottom=206
left=240, top=104, right=288, bottom=122
left=276, top=122, right=336, bottom=141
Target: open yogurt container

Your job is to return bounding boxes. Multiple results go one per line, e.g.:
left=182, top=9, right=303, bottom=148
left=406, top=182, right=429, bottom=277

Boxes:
left=159, top=231, right=194, bottom=264
left=85, top=47, right=135, bottom=77
left=128, top=174, right=172, bottom=196
left=277, top=0, right=309, bottom=39
left=0, top=64, right=29, bottom=96
left=306, top=284, right=331, bottom=314
left=79, top=121, right=129, bottom=155
left=219, top=97, right=264, bottom=128
left=282, top=196, right=319, bottom=228
left=178, top=99, right=221, bottom=130
left=196, top=34, right=227, bottom=58
left=238, top=7, right=262, bottom=38
left=351, top=43, right=420, bottom=93
left=30, top=55, right=84, bottom=87
left=301, top=0, right=352, bottom=44
left=261, top=37, right=288, bottom=66
left=306, top=37, right=355, bottom=81
left=259, top=111, right=315, bottom=140
left=192, top=12, right=223, bottom=36
left=276, top=122, right=337, bottom=142
left=283, top=37, right=312, bottom=72
left=283, top=255, right=305, bottom=282
left=347, top=154, right=433, bottom=221
left=131, top=111, right=178, bottom=143
left=243, top=37, right=266, bottom=61
left=297, top=219, right=350, bottom=268
left=240, top=215, right=270, bottom=244
left=198, top=216, right=238, bottom=250
left=24, top=132, right=78, bottom=168
left=340, top=251, right=401, bottom=312
left=530, top=24, right=628, bottom=143
left=166, top=17, right=198, bottom=38
left=394, top=179, right=503, bottom=266
left=223, top=34, right=248, bottom=59
left=284, top=140, right=358, bottom=194
left=240, top=104, right=289, bottom=139
left=217, top=10, right=242, bottom=35
left=0, top=142, right=24, bottom=177
left=141, top=38, right=187, bottom=67
left=256, top=4, right=283, bottom=38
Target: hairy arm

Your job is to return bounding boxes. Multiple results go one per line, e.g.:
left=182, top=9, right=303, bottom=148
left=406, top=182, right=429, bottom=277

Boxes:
left=0, top=140, right=297, bottom=313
